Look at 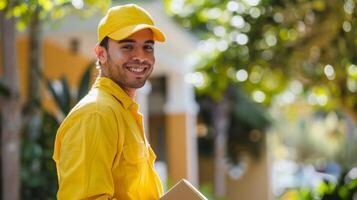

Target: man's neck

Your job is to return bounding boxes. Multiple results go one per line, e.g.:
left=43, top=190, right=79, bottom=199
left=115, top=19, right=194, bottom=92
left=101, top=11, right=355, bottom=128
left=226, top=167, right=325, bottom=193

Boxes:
left=98, top=73, right=136, bottom=98
left=122, top=87, right=136, bottom=98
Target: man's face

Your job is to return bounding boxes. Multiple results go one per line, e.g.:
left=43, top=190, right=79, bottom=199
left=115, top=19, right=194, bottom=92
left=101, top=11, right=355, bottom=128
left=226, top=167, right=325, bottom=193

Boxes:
left=101, top=29, right=155, bottom=93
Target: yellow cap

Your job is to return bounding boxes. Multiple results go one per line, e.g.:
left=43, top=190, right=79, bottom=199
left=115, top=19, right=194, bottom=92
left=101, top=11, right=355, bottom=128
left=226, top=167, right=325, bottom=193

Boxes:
left=97, top=4, right=166, bottom=43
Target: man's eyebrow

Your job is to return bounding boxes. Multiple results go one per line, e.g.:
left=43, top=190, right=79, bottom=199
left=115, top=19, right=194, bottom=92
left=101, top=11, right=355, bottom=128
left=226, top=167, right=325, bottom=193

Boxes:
left=118, top=39, right=135, bottom=44
left=117, top=39, right=155, bottom=44
left=145, top=40, right=155, bottom=44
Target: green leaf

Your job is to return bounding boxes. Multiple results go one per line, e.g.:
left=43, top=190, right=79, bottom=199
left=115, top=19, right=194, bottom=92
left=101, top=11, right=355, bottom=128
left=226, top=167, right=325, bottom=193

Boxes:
left=38, top=0, right=53, bottom=11
left=46, top=77, right=71, bottom=115
left=16, top=19, right=27, bottom=31
left=77, top=62, right=94, bottom=102
left=60, top=77, right=72, bottom=114
left=0, top=81, right=10, bottom=98
left=338, top=186, right=349, bottom=199
left=232, top=88, right=270, bottom=129
left=55, top=0, right=70, bottom=5
left=51, top=8, right=65, bottom=19
left=0, top=0, right=7, bottom=10
left=12, top=3, right=27, bottom=17
left=46, top=80, right=62, bottom=113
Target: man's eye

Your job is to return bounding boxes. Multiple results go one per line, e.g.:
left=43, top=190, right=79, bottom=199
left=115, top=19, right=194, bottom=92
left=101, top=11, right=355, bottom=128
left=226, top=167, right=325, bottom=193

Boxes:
left=144, top=45, right=154, bottom=52
left=121, top=45, right=133, bottom=50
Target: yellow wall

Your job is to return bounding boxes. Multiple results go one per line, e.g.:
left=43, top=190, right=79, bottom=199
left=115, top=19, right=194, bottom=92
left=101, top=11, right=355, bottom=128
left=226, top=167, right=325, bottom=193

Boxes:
left=166, top=113, right=189, bottom=182
left=226, top=141, right=271, bottom=200
left=198, top=137, right=271, bottom=200
left=41, top=39, right=94, bottom=85
left=199, top=156, right=214, bottom=183
left=0, top=36, right=94, bottom=114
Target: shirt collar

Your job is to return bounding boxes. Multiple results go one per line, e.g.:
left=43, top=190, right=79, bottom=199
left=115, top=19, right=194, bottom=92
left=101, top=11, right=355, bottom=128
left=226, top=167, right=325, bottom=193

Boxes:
left=93, top=77, right=137, bottom=110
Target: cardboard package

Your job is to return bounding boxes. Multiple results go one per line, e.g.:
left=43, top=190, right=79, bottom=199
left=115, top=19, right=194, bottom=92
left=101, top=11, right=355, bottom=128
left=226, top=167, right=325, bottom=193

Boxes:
left=160, top=179, right=208, bottom=200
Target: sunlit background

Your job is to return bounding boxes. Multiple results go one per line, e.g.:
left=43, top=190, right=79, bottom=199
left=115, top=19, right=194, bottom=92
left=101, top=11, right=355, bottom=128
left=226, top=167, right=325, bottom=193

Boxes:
left=0, top=0, right=356, bottom=199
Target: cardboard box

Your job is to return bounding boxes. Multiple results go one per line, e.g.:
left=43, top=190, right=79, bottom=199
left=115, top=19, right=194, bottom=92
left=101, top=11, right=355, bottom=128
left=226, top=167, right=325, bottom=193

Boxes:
left=160, top=179, right=207, bottom=200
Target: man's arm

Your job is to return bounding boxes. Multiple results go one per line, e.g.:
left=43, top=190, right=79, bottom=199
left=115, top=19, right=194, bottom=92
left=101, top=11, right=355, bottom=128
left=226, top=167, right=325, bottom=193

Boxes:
left=56, top=112, right=119, bottom=199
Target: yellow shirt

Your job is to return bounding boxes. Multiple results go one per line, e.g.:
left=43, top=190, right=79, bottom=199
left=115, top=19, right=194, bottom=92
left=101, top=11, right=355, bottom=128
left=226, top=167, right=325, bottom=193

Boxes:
left=53, top=77, right=163, bottom=200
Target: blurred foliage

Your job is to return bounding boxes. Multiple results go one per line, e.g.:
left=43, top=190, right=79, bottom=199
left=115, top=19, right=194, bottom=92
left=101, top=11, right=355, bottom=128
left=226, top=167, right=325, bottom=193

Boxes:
left=0, top=81, right=10, bottom=98
left=1, top=0, right=109, bottom=197
left=46, top=62, right=95, bottom=116
left=164, top=0, right=357, bottom=118
left=199, top=182, right=226, bottom=200
left=227, top=88, right=270, bottom=162
left=317, top=170, right=357, bottom=200
left=270, top=101, right=357, bottom=169
left=198, top=86, right=270, bottom=164
left=165, top=0, right=281, bottom=165
left=20, top=63, right=94, bottom=197
left=21, top=109, right=59, bottom=199
left=280, top=168, right=357, bottom=200
left=0, top=0, right=110, bottom=31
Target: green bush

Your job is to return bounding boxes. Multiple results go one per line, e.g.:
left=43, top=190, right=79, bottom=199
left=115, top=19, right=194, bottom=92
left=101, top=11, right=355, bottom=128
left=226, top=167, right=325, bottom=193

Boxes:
left=280, top=169, right=357, bottom=200
left=21, top=110, right=59, bottom=199
left=20, top=63, right=94, bottom=198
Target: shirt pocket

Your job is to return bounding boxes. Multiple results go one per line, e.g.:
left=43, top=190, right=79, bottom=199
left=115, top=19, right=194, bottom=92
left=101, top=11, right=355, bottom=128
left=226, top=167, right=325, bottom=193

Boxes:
left=122, top=142, right=149, bottom=165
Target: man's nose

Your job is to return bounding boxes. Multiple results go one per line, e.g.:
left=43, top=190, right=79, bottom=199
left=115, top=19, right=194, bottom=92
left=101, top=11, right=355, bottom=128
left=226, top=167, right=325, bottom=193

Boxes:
left=132, top=49, right=147, bottom=63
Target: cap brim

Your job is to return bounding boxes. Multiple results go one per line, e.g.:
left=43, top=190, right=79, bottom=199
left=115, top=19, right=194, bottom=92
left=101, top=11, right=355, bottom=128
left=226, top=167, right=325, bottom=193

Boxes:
left=107, top=24, right=166, bottom=42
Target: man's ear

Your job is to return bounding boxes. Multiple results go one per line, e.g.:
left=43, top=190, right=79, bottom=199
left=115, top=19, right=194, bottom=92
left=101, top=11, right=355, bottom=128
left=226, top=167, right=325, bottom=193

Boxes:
left=95, top=44, right=108, bottom=66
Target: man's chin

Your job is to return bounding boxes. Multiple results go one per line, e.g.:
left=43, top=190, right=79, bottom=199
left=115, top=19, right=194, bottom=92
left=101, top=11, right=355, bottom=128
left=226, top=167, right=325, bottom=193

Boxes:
left=130, top=81, right=146, bottom=89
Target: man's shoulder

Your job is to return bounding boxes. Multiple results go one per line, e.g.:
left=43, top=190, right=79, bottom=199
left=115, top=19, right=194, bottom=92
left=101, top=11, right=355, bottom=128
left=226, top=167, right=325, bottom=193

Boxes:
left=75, top=89, right=125, bottom=112
left=62, top=89, right=126, bottom=124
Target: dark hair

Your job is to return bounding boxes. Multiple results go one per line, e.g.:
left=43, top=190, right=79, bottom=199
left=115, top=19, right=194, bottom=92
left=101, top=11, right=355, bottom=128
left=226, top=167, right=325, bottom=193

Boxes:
left=99, top=36, right=109, bottom=50
left=97, top=36, right=109, bottom=68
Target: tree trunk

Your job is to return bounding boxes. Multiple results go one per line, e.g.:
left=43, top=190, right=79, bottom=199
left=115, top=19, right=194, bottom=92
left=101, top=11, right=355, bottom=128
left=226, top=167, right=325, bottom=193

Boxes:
left=25, top=7, right=42, bottom=139
left=343, top=106, right=357, bottom=124
left=213, top=87, right=232, bottom=198
left=28, top=7, right=42, bottom=102
left=0, top=11, right=21, bottom=200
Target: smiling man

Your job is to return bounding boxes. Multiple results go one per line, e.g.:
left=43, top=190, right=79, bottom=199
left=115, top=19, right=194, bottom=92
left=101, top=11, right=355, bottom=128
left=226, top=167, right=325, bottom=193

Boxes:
left=53, top=4, right=166, bottom=200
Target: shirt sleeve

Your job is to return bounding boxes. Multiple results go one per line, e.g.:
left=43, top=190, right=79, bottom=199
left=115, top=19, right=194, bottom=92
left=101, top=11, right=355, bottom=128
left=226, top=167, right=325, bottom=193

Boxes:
left=56, top=111, right=120, bottom=199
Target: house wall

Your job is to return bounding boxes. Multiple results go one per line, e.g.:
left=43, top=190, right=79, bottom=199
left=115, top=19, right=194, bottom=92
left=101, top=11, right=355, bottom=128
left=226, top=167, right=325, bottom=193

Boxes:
left=226, top=151, right=271, bottom=200
left=1, top=37, right=92, bottom=92
left=0, top=37, right=93, bottom=115
left=197, top=136, right=272, bottom=200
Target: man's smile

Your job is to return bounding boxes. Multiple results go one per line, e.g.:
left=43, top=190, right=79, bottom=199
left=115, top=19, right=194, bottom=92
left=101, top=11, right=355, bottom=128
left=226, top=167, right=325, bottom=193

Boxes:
left=124, top=63, right=150, bottom=76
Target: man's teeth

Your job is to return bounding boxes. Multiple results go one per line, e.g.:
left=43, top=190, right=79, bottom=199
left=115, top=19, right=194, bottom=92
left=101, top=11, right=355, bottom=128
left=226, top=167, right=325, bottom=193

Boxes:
left=129, top=68, right=144, bottom=72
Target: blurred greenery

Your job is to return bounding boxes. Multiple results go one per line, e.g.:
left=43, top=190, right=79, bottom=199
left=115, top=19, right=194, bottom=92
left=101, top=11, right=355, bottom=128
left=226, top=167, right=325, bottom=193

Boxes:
left=1, top=0, right=110, bottom=31
left=45, top=62, right=95, bottom=116
left=197, top=86, right=270, bottom=164
left=20, top=63, right=94, bottom=198
left=1, top=0, right=108, bottom=197
left=1, top=0, right=356, bottom=198
left=164, top=0, right=357, bottom=197
left=0, top=81, right=10, bottom=98
left=21, top=109, right=59, bottom=199
left=164, top=0, right=357, bottom=118
left=270, top=106, right=357, bottom=165
left=280, top=169, right=357, bottom=200
left=200, top=182, right=226, bottom=200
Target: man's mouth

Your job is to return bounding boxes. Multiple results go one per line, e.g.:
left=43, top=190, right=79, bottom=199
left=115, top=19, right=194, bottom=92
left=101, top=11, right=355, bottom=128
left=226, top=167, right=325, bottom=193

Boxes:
left=125, top=64, right=150, bottom=76
left=128, top=67, right=145, bottom=73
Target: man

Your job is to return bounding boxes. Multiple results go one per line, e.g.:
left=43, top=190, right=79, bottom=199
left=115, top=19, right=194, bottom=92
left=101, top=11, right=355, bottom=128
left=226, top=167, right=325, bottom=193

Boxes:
left=53, top=4, right=166, bottom=199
